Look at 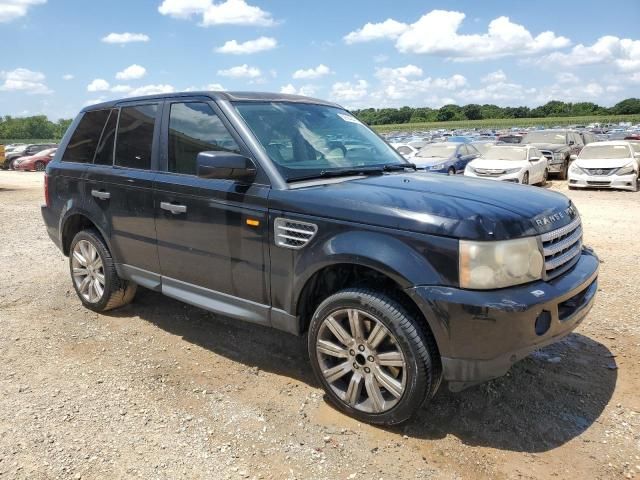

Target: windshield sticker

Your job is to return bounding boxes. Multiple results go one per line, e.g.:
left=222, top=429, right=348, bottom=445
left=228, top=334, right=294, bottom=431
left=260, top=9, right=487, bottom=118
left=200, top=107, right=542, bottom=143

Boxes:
left=337, top=113, right=362, bottom=124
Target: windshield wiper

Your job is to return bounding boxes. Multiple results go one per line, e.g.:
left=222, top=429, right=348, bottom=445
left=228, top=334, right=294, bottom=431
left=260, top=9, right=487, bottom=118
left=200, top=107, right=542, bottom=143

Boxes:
left=288, top=167, right=385, bottom=182
left=384, top=163, right=416, bottom=171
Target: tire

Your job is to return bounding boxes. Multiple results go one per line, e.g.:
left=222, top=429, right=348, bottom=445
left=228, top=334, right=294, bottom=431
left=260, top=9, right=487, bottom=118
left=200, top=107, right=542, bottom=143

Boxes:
left=557, top=159, right=568, bottom=180
left=447, top=167, right=455, bottom=176
left=34, top=161, right=46, bottom=171
left=521, top=172, right=529, bottom=185
left=9, top=159, right=18, bottom=170
left=540, top=169, right=548, bottom=186
left=69, top=229, right=137, bottom=312
left=308, top=288, right=437, bottom=425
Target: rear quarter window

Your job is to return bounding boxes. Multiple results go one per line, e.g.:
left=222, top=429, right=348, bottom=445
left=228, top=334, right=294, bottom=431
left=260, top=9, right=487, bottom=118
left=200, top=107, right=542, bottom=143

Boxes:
left=63, top=109, right=111, bottom=163
left=115, top=104, right=158, bottom=170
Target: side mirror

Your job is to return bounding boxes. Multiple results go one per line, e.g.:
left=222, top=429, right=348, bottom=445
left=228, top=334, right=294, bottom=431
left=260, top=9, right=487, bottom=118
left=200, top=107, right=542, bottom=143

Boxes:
left=196, top=151, right=256, bottom=183
left=529, top=156, right=540, bottom=161
left=568, top=140, right=575, bottom=146
left=570, top=154, right=578, bottom=161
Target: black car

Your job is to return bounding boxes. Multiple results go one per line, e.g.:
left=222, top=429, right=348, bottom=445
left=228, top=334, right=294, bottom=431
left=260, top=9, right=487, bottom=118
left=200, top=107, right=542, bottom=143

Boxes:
left=42, top=92, right=599, bottom=425
left=521, top=130, right=584, bottom=179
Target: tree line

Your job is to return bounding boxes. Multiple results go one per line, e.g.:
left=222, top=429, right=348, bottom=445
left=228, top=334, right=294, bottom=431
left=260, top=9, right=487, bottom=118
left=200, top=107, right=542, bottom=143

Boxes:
left=0, top=115, right=72, bottom=141
left=352, top=98, right=640, bottom=125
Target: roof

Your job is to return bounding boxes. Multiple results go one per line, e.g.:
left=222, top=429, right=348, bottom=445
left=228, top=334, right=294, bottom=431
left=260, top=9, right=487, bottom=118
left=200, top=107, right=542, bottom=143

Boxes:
left=583, top=140, right=635, bottom=146
left=82, top=91, right=341, bottom=112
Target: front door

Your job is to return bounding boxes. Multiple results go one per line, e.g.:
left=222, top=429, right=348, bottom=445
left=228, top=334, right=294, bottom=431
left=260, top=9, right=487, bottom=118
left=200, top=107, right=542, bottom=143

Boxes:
left=153, top=99, right=270, bottom=322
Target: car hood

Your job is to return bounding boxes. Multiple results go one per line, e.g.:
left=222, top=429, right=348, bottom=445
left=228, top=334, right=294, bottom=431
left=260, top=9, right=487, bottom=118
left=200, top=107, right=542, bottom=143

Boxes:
left=575, top=158, right=635, bottom=169
left=468, top=159, right=527, bottom=170
left=412, top=156, right=449, bottom=167
left=523, top=142, right=567, bottom=152
left=270, top=172, right=576, bottom=241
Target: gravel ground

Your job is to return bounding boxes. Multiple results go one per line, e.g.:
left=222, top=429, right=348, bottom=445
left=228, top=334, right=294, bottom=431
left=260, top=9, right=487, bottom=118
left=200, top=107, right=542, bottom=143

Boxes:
left=0, top=171, right=638, bottom=480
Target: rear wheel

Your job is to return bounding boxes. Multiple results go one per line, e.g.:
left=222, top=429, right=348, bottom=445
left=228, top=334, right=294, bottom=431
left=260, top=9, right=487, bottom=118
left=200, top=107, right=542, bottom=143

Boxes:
left=9, top=159, right=18, bottom=170
left=540, top=169, right=548, bottom=186
left=34, top=161, right=46, bottom=171
left=521, top=172, right=529, bottom=185
left=69, top=229, right=137, bottom=312
left=308, top=288, right=437, bottom=425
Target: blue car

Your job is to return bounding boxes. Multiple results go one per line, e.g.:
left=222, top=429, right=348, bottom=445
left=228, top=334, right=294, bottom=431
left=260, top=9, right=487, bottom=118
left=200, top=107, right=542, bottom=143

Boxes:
left=413, top=142, right=480, bottom=175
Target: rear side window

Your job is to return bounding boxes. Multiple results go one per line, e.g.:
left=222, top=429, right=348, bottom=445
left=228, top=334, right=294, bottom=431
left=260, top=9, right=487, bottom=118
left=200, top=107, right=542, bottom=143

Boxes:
left=168, top=102, right=240, bottom=175
left=115, top=104, right=158, bottom=170
left=94, top=109, right=118, bottom=166
left=64, top=109, right=111, bottom=163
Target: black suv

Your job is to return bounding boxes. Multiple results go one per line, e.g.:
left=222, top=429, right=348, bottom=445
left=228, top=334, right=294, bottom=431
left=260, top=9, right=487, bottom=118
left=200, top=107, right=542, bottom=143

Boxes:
left=521, top=129, right=584, bottom=179
left=42, top=92, right=599, bottom=425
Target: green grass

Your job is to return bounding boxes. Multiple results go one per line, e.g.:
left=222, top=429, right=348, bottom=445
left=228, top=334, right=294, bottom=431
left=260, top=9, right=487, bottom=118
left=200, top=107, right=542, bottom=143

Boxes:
left=371, top=114, right=640, bottom=133
left=0, top=139, right=58, bottom=146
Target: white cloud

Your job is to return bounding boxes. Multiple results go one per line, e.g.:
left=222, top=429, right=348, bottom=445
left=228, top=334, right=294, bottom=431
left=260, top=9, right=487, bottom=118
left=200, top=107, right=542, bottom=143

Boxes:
left=345, top=10, right=570, bottom=61
left=110, top=84, right=133, bottom=93
left=115, top=64, right=146, bottom=80
left=126, top=84, right=175, bottom=97
left=159, top=0, right=275, bottom=26
left=0, top=67, right=51, bottom=94
left=540, top=36, right=640, bottom=72
left=370, top=66, right=467, bottom=103
left=330, top=80, right=368, bottom=102
left=556, top=72, right=579, bottom=84
left=101, top=32, right=150, bottom=44
left=344, top=18, right=407, bottom=44
left=481, top=70, right=507, bottom=83
left=279, top=84, right=316, bottom=96
left=0, top=0, right=46, bottom=23
left=83, top=97, right=106, bottom=107
left=376, top=64, right=423, bottom=78
left=184, top=83, right=226, bottom=92
left=62, top=73, right=74, bottom=80
left=87, top=78, right=110, bottom=92
left=217, top=64, right=261, bottom=78
left=216, top=36, right=277, bottom=54
left=292, top=64, right=331, bottom=80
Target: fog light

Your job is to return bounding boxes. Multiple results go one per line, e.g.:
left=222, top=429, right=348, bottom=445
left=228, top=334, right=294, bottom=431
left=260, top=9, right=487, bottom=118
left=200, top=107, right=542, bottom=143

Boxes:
left=535, top=311, right=551, bottom=336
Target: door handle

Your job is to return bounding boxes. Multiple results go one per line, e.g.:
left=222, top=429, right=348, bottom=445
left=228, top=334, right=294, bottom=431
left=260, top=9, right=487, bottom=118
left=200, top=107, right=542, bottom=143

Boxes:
left=160, top=201, right=187, bottom=214
left=91, top=189, right=111, bottom=200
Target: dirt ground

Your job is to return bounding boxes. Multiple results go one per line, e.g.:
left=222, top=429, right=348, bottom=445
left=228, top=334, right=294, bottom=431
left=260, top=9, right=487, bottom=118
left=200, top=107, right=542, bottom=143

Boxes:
left=0, top=170, right=638, bottom=480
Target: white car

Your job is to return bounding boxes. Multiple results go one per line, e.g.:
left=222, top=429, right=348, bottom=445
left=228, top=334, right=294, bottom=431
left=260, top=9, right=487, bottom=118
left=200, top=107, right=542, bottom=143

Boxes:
left=390, top=143, right=419, bottom=159
left=568, top=141, right=640, bottom=192
left=464, top=145, right=549, bottom=185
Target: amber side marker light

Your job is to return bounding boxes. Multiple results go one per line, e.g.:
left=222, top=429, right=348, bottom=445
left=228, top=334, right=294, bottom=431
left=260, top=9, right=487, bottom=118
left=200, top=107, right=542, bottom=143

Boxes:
left=246, top=218, right=260, bottom=227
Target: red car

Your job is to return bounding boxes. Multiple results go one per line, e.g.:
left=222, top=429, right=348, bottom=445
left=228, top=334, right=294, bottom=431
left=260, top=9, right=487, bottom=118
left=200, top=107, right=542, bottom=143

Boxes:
left=13, top=148, right=57, bottom=171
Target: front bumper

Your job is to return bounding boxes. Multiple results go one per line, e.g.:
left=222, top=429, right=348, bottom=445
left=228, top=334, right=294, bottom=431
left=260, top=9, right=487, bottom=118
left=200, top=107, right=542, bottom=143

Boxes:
left=547, top=161, right=564, bottom=173
left=407, top=248, right=599, bottom=391
left=464, top=170, right=521, bottom=183
left=569, top=172, right=637, bottom=191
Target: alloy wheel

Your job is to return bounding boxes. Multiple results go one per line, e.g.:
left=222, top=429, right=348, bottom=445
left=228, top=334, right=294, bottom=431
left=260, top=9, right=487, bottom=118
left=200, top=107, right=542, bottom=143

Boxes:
left=315, top=308, right=407, bottom=413
left=71, top=240, right=105, bottom=303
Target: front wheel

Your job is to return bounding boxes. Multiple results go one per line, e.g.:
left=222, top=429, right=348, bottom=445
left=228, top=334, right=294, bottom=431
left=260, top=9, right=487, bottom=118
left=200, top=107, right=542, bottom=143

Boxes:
left=521, top=172, right=529, bottom=185
left=540, top=169, right=548, bottom=186
left=447, top=167, right=455, bottom=176
left=308, top=288, right=438, bottom=425
left=557, top=160, right=568, bottom=180
left=69, top=229, right=137, bottom=312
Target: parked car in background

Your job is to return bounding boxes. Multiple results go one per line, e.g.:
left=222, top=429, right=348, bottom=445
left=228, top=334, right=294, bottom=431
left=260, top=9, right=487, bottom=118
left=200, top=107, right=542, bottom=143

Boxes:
left=464, top=145, right=548, bottom=185
left=4, top=143, right=58, bottom=170
left=497, top=134, right=523, bottom=144
left=0, top=145, right=4, bottom=167
left=389, top=143, right=418, bottom=159
left=413, top=142, right=480, bottom=174
left=521, top=130, right=583, bottom=179
left=580, top=131, right=598, bottom=145
left=569, top=141, right=639, bottom=192
left=470, top=140, right=502, bottom=157
left=13, top=148, right=57, bottom=171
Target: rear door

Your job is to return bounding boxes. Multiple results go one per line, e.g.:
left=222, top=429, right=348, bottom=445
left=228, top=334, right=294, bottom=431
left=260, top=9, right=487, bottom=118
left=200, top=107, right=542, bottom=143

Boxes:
left=153, top=98, right=270, bottom=320
left=101, top=103, right=161, bottom=275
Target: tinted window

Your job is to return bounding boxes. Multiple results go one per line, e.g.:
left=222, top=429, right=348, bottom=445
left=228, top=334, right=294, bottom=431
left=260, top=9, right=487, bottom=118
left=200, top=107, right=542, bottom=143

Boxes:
left=168, top=102, right=240, bottom=175
left=94, top=109, right=118, bottom=165
left=115, top=104, right=157, bottom=170
left=64, top=109, right=111, bottom=163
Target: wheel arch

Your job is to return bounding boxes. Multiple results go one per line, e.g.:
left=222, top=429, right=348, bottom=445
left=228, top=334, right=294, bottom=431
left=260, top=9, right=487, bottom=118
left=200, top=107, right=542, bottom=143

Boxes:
left=60, top=210, right=111, bottom=257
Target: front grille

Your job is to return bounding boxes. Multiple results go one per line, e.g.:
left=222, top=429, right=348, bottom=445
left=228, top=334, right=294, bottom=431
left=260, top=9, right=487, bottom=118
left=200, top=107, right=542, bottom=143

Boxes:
left=541, top=216, right=582, bottom=279
left=274, top=218, right=318, bottom=249
left=539, top=150, right=554, bottom=162
left=587, top=180, right=611, bottom=186
left=473, top=168, right=505, bottom=177
left=583, top=167, right=617, bottom=176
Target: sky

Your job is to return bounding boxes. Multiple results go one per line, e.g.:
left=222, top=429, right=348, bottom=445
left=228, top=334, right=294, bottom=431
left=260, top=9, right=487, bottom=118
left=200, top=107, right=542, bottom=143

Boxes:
left=1, top=0, right=639, bottom=120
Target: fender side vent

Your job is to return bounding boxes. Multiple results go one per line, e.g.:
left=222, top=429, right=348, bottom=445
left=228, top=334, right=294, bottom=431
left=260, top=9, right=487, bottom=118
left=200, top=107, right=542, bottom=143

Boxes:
left=274, top=218, right=318, bottom=249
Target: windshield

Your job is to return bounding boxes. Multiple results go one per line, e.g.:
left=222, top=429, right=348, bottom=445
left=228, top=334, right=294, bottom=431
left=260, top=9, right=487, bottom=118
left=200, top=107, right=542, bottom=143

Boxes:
left=415, top=144, right=457, bottom=158
left=233, top=102, right=406, bottom=181
left=472, top=143, right=494, bottom=155
left=522, top=131, right=566, bottom=144
left=579, top=144, right=631, bottom=160
left=483, top=146, right=527, bottom=161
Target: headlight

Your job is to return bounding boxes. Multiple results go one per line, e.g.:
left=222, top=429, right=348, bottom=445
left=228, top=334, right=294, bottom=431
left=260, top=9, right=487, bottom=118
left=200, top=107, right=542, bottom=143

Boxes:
left=554, top=152, right=565, bottom=160
left=429, top=164, right=445, bottom=170
left=504, top=167, right=522, bottom=174
left=459, top=237, right=544, bottom=289
left=616, top=163, right=636, bottom=175
left=569, top=163, right=583, bottom=174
